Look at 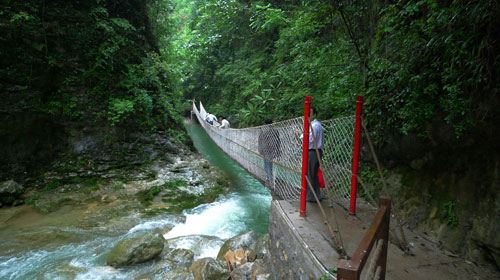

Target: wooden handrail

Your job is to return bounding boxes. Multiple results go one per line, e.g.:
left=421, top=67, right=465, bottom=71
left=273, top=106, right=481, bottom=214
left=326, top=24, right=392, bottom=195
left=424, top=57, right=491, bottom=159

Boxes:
left=337, top=197, right=391, bottom=280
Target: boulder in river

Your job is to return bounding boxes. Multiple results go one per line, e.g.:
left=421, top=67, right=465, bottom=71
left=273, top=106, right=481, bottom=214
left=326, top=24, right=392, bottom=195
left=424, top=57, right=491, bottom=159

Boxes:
left=0, top=180, right=24, bottom=206
left=190, top=257, right=228, bottom=280
left=106, top=231, right=165, bottom=267
left=216, top=231, right=259, bottom=260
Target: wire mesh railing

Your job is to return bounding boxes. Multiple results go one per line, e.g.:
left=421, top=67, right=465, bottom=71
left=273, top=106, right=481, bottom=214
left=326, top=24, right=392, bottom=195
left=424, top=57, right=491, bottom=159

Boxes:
left=193, top=101, right=355, bottom=209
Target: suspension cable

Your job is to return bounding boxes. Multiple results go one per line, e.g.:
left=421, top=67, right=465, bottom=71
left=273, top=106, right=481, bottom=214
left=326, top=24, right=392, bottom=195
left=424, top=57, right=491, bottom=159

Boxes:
left=362, top=122, right=411, bottom=253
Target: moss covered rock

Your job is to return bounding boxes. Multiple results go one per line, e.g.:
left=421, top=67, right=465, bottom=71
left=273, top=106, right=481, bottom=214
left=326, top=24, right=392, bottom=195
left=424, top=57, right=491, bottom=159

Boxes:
left=106, top=231, right=164, bottom=267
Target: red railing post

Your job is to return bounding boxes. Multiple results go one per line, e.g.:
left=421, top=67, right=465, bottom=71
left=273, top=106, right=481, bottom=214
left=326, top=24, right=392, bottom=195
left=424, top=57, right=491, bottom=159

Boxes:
left=300, top=96, right=312, bottom=217
left=349, top=96, right=364, bottom=215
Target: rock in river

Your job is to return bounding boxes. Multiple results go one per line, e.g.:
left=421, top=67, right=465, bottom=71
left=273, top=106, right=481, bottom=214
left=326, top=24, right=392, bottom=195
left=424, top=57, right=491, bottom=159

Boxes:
left=106, top=231, right=165, bottom=267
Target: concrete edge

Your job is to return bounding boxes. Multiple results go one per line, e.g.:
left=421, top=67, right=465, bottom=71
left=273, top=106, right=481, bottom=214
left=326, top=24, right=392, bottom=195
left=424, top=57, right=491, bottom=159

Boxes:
left=274, top=200, right=336, bottom=279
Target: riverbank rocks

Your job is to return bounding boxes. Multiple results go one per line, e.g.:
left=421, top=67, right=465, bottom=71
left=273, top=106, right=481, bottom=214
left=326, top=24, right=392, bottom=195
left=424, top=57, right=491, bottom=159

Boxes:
left=164, top=268, right=195, bottom=280
left=106, top=231, right=165, bottom=267
left=215, top=232, right=272, bottom=280
left=223, top=246, right=271, bottom=280
left=230, top=262, right=253, bottom=280
left=254, top=234, right=270, bottom=259
left=217, top=231, right=258, bottom=260
left=251, top=259, right=271, bottom=279
left=0, top=180, right=24, bottom=206
left=190, top=257, right=228, bottom=280
left=224, top=248, right=250, bottom=266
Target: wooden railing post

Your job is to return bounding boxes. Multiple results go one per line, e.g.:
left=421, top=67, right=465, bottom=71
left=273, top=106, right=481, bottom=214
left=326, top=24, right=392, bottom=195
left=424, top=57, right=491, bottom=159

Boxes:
left=337, top=259, right=359, bottom=280
left=337, top=197, right=391, bottom=280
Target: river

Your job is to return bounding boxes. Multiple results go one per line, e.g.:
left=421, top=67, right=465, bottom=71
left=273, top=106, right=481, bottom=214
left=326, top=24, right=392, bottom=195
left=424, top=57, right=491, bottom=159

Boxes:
left=0, top=121, right=271, bottom=279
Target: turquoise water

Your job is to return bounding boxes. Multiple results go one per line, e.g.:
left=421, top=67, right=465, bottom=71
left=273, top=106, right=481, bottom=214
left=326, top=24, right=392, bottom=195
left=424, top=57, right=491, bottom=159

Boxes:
left=181, top=121, right=271, bottom=235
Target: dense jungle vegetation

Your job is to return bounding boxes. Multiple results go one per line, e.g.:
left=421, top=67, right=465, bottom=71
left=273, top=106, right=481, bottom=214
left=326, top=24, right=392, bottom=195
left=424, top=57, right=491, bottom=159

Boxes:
left=1, top=0, right=182, bottom=130
left=0, top=0, right=499, bottom=267
left=2, top=0, right=498, bottom=142
left=1, top=0, right=185, bottom=179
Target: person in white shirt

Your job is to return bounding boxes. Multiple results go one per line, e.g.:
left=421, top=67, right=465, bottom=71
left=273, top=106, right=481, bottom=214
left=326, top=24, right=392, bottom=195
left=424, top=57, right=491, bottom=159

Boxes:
left=205, top=113, right=217, bottom=125
left=307, top=107, right=324, bottom=202
left=219, top=116, right=230, bottom=129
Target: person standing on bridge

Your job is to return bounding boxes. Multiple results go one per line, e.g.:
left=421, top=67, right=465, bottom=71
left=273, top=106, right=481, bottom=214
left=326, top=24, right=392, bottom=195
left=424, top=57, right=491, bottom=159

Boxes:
left=205, top=113, right=217, bottom=125
left=307, top=107, right=324, bottom=202
left=258, top=120, right=281, bottom=188
left=219, top=116, right=230, bottom=129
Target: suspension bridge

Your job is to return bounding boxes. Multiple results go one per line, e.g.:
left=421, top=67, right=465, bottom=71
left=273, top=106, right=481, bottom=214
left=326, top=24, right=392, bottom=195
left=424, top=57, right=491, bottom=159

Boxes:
left=192, top=97, right=392, bottom=280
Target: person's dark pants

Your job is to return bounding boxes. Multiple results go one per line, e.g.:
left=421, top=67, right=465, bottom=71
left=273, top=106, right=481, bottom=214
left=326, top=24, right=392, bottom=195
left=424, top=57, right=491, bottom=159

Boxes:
left=264, top=160, right=273, bottom=186
left=307, top=149, right=323, bottom=202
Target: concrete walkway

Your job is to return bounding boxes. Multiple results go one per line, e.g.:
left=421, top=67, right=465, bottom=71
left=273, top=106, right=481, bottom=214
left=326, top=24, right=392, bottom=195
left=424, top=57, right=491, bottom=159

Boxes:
left=278, top=200, right=499, bottom=280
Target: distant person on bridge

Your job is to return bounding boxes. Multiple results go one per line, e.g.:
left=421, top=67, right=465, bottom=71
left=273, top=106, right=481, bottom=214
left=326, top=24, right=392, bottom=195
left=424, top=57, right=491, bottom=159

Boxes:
left=205, top=113, right=217, bottom=125
left=307, top=107, right=324, bottom=202
left=219, top=117, right=230, bottom=129
left=258, top=120, right=281, bottom=187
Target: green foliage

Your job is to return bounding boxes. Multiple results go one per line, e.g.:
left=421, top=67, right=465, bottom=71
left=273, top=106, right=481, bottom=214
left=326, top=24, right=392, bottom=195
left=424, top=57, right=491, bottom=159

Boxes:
left=43, top=177, right=102, bottom=192
left=441, top=200, right=459, bottom=227
left=239, top=102, right=265, bottom=126
left=138, top=179, right=187, bottom=205
left=138, top=185, right=163, bottom=205
left=9, top=11, right=35, bottom=24
left=43, top=181, right=61, bottom=192
left=25, top=195, right=40, bottom=206
left=318, top=267, right=336, bottom=279
left=108, top=99, right=135, bottom=125
left=250, top=3, right=288, bottom=31
left=358, top=166, right=393, bottom=204
left=164, top=179, right=188, bottom=189
left=366, top=1, right=499, bottom=140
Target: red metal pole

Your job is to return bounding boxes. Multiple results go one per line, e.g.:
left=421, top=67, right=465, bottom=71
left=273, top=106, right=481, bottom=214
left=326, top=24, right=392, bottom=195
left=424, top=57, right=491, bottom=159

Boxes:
left=349, top=96, right=364, bottom=215
left=300, top=96, right=312, bottom=217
